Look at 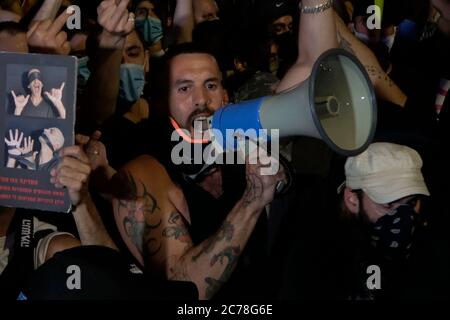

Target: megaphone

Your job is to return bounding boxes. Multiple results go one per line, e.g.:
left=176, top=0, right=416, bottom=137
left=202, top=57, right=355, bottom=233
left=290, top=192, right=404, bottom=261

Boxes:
left=210, top=48, right=377, bottom=156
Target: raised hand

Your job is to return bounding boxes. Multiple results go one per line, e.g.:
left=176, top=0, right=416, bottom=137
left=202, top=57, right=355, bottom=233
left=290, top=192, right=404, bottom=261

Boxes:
left=5, top=129, right=24, bottom=156
left=45, top=82, right=65, bottom=104
left=51, top=146, right=92, bottom=206
left=432, top=0, right=450, bottom=21
left=11, top=90, right=30, bottom=116
left=20, top=136, right=37, bottom=161
left=27, top=9, right=73, bottom=55
left=32, top=0, right=64, bottom=22
left=44, top=82, right=66, bottom=118
left=97, top=0, right=135, bottom=48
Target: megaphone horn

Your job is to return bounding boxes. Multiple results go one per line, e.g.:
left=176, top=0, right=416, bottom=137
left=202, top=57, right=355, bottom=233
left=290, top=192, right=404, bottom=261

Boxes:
left=211, top=48, right=377, bottom=156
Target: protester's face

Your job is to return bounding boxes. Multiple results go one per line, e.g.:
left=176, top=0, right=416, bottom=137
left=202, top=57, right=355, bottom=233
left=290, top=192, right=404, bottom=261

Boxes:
left=359, top=193, right=420, bottom=224
left=272, top=15, right=293, bottom=35
left=0, top=31, right=28, bottom=53
left=40, top=128, right=64, bottom=151
left=29, top=78, right=43, bottom=96
left=122, top=31, right=148, bottom=70
left=194, top=0, right=219, bottom=24
left=169, top=53, right=225, bottom=135
left=135, top=0, right=158, bottom=19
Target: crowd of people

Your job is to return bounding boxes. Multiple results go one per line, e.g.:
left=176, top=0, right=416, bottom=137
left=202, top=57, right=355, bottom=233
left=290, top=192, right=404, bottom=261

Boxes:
left=1, top=0, right=449, bottom=300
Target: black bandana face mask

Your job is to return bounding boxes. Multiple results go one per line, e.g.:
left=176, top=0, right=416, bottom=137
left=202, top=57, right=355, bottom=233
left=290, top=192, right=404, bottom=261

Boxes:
left=370, top=204, right=417, bottom=261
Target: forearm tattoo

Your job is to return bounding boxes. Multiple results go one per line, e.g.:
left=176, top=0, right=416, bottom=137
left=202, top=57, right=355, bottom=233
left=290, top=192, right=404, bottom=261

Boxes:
left=204, top=246, right=241, bottom=299
left=338, top=32, right=356, bottom=56
left=192, top=221, right=235, bottom=262
left=241, top=173, right=264, bottom=208
left=364, top=65, right=395, bottom=87
left=162, top=212, right=190, bottom=244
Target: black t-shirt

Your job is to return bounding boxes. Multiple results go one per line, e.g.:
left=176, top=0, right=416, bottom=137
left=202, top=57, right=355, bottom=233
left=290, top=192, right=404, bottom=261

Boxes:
left=21, top=98, right=58, bottom=118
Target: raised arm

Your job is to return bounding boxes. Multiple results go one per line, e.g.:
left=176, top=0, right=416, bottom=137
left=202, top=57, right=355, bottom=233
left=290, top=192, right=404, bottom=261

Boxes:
left=173, top=0, right=194, bottom=44
left=334, top=12, right=408, bottom=107
left=31, top=0, right=62, bottom=22
left=277, top=0, right=338, bottom=92
left=113, top=155, right=283, bottom=299
left=82, top=0, right=134, bottom=128
left=44, top=82, right=66, bottom=119
left=27, top=9, right=73, bottom=55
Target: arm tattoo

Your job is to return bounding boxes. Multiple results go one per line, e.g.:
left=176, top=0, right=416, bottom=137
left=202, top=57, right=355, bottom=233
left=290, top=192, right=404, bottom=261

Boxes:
left=162, top=212, right=190, bottom=244
left=143, top=220, right=162, bottom=257
left=192, top=221, right=235, bottom=262
left=364, top=65, right=395, bottom=87
left=117, top=170, right=162, bottom=256
left=204, top=246, right=241, bottom=299
left=338, top=32, right=356, bottom=56
left=241, top=173, right=263, bottom=208
left=384, top=75, right=395, bottom=87
left=365, top=65, right=378, bottom=78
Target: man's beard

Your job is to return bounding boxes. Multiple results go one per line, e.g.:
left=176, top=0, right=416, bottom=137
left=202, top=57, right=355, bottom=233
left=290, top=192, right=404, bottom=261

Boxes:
left=357, top=204, right=372, bottom=226
left=187, top=106, right=213, bottom=131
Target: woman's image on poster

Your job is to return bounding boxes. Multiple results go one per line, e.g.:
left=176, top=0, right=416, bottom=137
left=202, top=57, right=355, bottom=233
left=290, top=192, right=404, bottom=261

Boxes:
left=9, top=68, right=66, bottom=119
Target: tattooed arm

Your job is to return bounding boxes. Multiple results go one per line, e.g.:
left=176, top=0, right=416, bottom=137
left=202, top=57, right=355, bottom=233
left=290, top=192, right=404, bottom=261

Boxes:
left=113, top=155, right=284, bottom=299
left=277, top=0, right=338, bottom=92
left=334, top=12, right=408, bottom=107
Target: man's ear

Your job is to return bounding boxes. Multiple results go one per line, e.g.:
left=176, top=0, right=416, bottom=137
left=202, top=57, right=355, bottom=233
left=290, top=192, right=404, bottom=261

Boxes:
left=344, top=187, right=359, bottom=215
left=222, top=89, right=229, bottom=106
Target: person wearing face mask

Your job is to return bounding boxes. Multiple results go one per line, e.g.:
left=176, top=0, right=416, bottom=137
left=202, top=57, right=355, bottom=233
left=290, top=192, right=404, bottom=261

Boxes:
left=259, top=0, right=299, bottom=79
left=98, top=28, right=156, bottom=170
left=333, top=142, right=450, bottom=300
left=134, top=0, right=165, bottom=57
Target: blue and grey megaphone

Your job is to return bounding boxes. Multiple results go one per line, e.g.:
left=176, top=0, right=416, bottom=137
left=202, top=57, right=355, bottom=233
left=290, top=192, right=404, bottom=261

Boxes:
left=210, top=48, right=377, bottom=156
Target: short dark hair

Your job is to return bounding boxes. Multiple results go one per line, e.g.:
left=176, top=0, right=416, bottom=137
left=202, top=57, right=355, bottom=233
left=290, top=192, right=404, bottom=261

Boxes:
left=164, top=41, right=217, bottom=62
left=151, top=42, right=220, bottom=116
left=0, top=21, right=26, bottom=36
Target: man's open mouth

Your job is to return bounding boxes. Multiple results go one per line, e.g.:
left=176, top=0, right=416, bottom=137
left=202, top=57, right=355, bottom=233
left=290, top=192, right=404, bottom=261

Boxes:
left=191, top=115, right=212, bottom=137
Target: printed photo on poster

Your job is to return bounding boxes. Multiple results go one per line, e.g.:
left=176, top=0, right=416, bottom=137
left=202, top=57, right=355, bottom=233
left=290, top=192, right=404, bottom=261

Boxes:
left=4, top=127, right=65, bottom=171
left=0, top=52, right=76, bottom=213
left=6, top=65, right=68, bottom=119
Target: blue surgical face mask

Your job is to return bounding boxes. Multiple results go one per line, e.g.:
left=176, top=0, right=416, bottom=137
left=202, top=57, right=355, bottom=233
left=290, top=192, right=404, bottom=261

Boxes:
left=135, top=16, right=163, bottom=46
left=119, top=64, right=146, bottom=103
left=77, top=56, right=90, bottom=84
